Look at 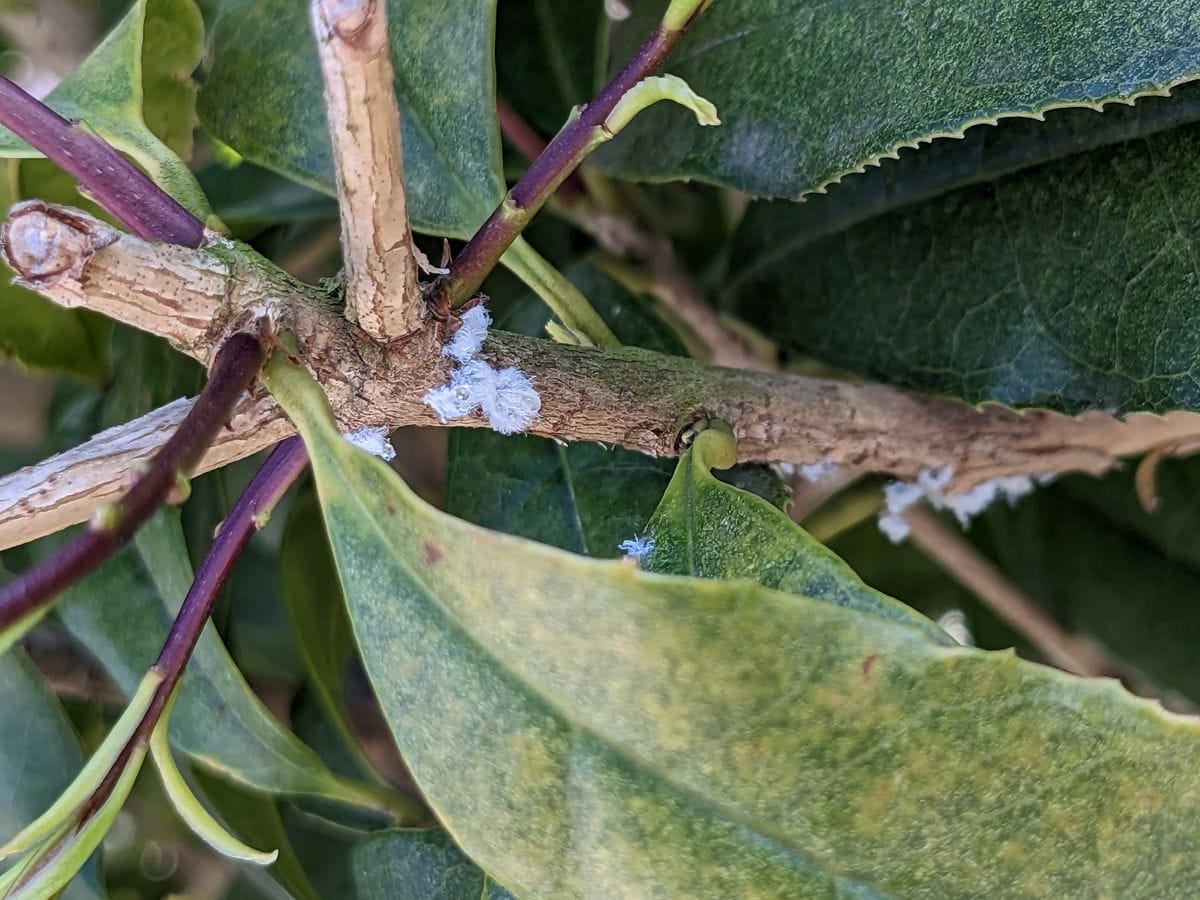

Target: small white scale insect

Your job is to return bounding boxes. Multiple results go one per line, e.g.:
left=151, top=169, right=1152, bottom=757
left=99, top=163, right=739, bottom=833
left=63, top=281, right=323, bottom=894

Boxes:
left=422, top=306, right=541, bottom=435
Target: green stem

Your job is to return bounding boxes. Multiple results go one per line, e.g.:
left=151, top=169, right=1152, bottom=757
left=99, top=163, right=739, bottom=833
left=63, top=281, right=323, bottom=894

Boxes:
left=664, top=0, right=715, bottom=31
left=504, top=239, right=621, bottom=348
left=435, top=0, right=717, bottom=323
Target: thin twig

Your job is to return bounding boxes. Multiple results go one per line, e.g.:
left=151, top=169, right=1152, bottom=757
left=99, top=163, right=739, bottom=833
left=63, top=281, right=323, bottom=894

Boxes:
left=496, top=97, right=586, bottom=206
left=0, top=76, right=204, bottom=247
left=142, top=440, right=309, bottom=725
left=94, top=436, right=426, bottom=824
left=82, top=438, right=309, bottom=818
left=0, top=394, right=288, bottom=551
left=434, top=1, right=709, bottom=312
left=311, top=0, right=423, bottom=342
left=593, top=253, right=765, bottom=369
left=0, top=333, right=264, bottom=630
left=903, top=506, right=1113, bottom=676
left=787, top=467, right=864, bottom=524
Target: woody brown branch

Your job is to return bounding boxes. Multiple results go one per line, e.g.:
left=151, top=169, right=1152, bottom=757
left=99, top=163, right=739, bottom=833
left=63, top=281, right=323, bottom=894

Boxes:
left=5, top=201, right=1200, bottom=549
left=311, top=0, right=423, bottom=341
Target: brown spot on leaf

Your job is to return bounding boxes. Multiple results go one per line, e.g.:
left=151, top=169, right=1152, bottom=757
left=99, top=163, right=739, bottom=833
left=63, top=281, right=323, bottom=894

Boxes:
left=422, top=541, right=442, bottom=565
left=860, top=652, right=879, bottom=682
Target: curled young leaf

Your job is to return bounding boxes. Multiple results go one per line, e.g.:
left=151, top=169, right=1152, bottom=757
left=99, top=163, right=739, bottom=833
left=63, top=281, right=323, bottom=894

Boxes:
left=643, top=421, right=951, bottom=643
left=0, top=670, right=161, bottom=899
left=0, top=669, right=160, bottom=859
left=150, top=692, right=279, bottom=866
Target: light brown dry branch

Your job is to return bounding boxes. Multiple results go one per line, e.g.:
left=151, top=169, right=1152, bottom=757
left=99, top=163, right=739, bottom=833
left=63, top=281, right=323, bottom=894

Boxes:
left=903, top=506, right=1114, bottom=677
left=575, top=217, right=765, bottom=369
left=6, top=202, right=1200, bottom=548
left=0, top=394, right=291, bottom=547
left=311, top=0, right=423, bottom=341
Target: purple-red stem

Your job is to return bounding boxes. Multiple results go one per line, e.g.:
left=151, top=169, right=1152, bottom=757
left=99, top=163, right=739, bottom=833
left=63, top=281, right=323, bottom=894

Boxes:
left=0, top=334, right=265, bottom=631
left=150, top=437, right=307, bottom=685
left=496, top=97, right=585, bottom=206
left=0, top=52, right=310, bottom=816
left=437, top=14, right=698, bottom=305
left=0, top=77, right=205, bottom=247
left=84, top=437, right=310, bottom=816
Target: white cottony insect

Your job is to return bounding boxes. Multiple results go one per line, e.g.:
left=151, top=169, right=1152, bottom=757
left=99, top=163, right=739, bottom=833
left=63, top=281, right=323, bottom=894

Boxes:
left=481, top=367, right=541, bottom=435
left=877, top=465, right=1039, bottom=543
left=424, top=360, right=495, bottom=422
left=343, top=426, right=396, bottom=462
left=619, top=534, right=656, bottom=562
left=798, top=460, right=839, bottom=483
left=442, top=305, right=491, bottom=362
left=422, top=304, right=541, bottom=435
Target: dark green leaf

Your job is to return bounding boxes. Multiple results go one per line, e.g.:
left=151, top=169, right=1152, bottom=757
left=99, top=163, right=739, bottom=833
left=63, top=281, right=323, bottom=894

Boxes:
left=724, top=84, right=1200, bottom=258
left=727, top=123, right=1200, bottom=413
left=270, top=357, right=1200, bottom=898
left=645, top=424, right=950, bottom=642
left=197, top=162, right=337, bottom=237
left=354, top=830, right=514, bottom=900
left=198, top=0, right=503, bottom=237
left=0, top=651, right=102, bottom=900
left=496, top=0, right=605, bottom=138
left=597, top=0, right=1200, bottom=197
left=446, top=432, right=672, bottom=556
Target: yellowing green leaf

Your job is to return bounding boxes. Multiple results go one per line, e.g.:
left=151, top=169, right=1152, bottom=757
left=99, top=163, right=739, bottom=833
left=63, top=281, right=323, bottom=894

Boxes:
left=0, top=0, right=211, bottom=218
left=150, top=692, right=279, bottom=866
left=267, top=358, right=1200, bottom=897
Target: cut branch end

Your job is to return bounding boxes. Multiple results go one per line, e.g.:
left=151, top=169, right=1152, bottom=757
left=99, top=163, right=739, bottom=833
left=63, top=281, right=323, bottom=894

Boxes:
left=312, top=0, right=424, bottom=343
